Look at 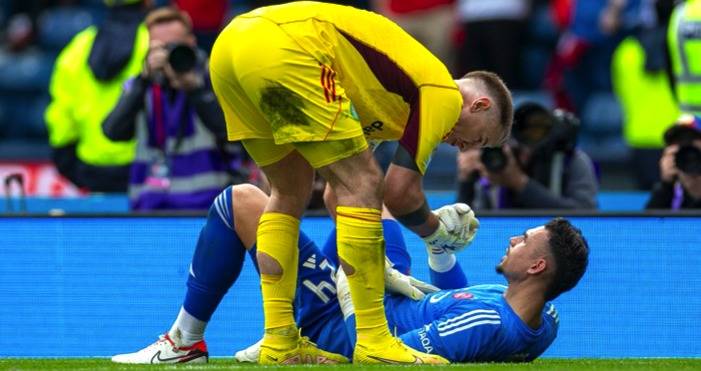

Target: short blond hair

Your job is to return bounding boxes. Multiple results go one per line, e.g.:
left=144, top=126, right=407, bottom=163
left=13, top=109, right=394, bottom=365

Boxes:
left=462, top=70, right=513, bottom=140
left=145, top=6, right=192, bottom=31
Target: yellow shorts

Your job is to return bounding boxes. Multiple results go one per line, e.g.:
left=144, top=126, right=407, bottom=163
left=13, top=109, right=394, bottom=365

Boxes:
left=210, top=15, right=366, bottom=168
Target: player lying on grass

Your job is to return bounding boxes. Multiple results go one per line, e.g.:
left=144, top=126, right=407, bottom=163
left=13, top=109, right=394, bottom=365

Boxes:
left=112, top=184, right=589, bottom=364
left=211, top=1, right=513, bottom=364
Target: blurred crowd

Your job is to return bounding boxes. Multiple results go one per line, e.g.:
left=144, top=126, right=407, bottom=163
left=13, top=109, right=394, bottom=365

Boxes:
left=0, top=0, right=699, bottom=211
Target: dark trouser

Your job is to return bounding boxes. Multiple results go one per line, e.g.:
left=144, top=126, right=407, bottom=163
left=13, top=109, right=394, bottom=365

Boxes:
left=631, top=148, right=662, bottom=190
left=52, top=145, right=130, bottom=192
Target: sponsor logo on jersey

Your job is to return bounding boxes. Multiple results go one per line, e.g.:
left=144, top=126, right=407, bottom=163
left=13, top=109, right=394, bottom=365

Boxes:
left=418, top=325, right=434, bottom=353
left=428, top=291, right=452, bottom=303
left=363, top=121, right=384, bottom=136
left=452, top=292, right=474, bottom=300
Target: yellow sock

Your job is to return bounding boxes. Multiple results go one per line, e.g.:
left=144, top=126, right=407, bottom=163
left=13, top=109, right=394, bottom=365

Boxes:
left=336, top=206, right=391, bottom=345
left=257, top=212, right=300, bottom=342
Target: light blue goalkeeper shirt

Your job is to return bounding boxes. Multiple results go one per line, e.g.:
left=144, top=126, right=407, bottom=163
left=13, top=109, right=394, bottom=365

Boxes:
left=386, top=284, right=559, bottom=362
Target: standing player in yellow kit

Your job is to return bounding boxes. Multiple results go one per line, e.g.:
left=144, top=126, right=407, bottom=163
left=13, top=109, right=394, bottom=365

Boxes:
left=210, top=1, right=513, bottom=365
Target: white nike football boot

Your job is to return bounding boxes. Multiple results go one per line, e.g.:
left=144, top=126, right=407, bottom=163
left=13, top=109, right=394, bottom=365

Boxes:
left=233, top=338, right=262, bottom=363
left=111, top=334, right=208, bottom=364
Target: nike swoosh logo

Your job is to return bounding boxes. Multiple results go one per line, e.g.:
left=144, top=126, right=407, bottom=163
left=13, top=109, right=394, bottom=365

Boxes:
left=429, top=292, right=451, bottom=304
left=150, top=350, right=207, bottom=363
left=265, top=355, right=279, bottom=362
left=366, top=354, right=423, bottom=364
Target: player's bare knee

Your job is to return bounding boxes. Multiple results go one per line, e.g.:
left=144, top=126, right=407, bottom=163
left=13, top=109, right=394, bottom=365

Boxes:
left=269, top=187, right=312, bottom=217
left=356, top=164, right=383, bottom=206
left=339, top=258, right=355, bottom=275
left=233, top=184, right=267, bottom=203
left=232, top=184, right=268, bottom=219
left=257, top=251, right=283, bottom=276
left=330, top=164, right=384, bottom=209
left=332, top=179, right=382, bottom=209
left=357, top=172, right=384, bottom=207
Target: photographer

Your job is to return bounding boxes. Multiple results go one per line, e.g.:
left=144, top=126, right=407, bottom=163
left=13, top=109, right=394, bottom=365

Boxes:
left=103, top=7, right=246, bottom=210
left=457, top=103, right=598, bottom=209
left=646, top=117, right=701, bottom=209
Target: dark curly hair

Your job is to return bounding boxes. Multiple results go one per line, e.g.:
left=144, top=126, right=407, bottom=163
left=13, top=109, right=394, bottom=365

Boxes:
left=543, top=218, right=589, bottom=301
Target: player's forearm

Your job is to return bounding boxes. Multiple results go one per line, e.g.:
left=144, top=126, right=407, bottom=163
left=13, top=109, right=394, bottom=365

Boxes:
left=429, top=261, right=468, bottom=290
left=393, top=200, right=439, bottom=237
left=102, top=77, right=147, bottom=141
left=385, top=164, right=439, bottom=236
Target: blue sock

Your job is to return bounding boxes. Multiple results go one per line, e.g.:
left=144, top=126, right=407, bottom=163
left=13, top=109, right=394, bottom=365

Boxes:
left=184, top=187, right=247, bottom=322
left=323, top=219, right=411, bottom=275
left=344, top=314, right=357, bottom=348
left=429, top=263, right=468, bottom=289
left=339, top=221, right=407, bottom=350
left=383, top=220, right=411, bottom=275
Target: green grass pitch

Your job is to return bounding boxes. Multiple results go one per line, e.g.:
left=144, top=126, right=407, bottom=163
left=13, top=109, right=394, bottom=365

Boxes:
left=1, top=359, right=700, bottom=371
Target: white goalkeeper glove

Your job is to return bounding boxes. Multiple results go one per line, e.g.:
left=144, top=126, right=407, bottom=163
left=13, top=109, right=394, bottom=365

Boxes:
left=335, top=258, right=440, bottom=319
left=384, top=257, right=439, bottom=300
left=422, top=203, right=479, bottom=254
left=335, top=268, right=354, bottom=320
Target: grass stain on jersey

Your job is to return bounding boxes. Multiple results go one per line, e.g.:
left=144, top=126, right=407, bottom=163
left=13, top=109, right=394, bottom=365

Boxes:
left=260, top=81, right=309, bottom=131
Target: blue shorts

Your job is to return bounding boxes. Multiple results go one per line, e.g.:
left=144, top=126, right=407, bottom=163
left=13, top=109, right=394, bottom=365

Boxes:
left=254, top=220, right=413, bottom=359
left=300, top=308, right=352, bottom=358
left=295, top=234, right=353, bottom=358
left=251, top=231, right=354, bottom=358
left=298, top=220, right=414, bottom=357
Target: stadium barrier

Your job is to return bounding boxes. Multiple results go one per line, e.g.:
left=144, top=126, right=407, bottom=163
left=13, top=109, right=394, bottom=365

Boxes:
left=1, top=191, right=649, bottom=214
left=1, top=214, right=699, bottom=358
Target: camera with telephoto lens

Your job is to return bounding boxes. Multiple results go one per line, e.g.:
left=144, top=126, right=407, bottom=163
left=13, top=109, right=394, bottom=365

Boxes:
left=480, top=102, right=580, bottom=173
left=480, top=147, right=511, bottom=173
left=166, top=43, right=197, bottom=73
left=675, top=145, right=701, bottom=175
left=664, top=118, right=701, bottom=176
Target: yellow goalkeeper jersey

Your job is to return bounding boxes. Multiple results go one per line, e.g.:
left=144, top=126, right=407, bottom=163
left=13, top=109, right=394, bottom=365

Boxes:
left=213, top=1, right=462, bottom=173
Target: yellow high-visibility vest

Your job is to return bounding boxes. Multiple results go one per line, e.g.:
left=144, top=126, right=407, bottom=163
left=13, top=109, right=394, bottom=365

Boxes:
left=45, top=25, right=148, bottom=166
left=612, top=36, right=679, bottom=148
left=669, top=0, right=701, bottom=115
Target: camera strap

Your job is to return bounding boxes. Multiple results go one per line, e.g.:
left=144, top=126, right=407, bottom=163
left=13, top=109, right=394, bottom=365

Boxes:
left=149, top=85, right=191, bottom=152
left=672, top=182, right=684, bottom=210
